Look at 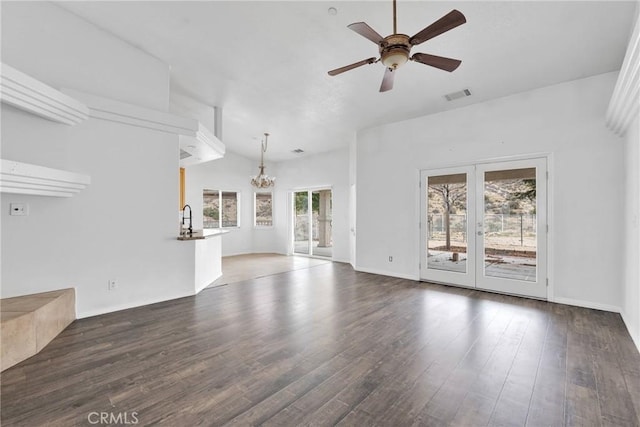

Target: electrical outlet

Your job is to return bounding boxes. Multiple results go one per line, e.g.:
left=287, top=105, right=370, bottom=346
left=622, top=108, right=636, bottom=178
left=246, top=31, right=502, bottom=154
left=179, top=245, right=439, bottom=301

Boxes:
left=108, top=279, right=117, bottom=291
left=10, top=203, right=28, bottom=216
left=389, top=256, right=393, bottom=262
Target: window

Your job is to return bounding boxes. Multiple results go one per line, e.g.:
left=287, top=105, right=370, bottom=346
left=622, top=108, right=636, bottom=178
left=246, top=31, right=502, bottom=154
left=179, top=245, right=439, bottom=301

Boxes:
left=254, top=192, right=273, bottom=227
left=203, top=190, right=239, bottom=229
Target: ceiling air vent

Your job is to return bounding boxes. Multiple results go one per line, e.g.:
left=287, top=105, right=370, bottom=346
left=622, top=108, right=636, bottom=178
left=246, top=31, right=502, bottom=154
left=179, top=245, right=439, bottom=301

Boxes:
left=444, top=88, right=471, bottom=101
left=292, top=149, right=304, bottom=154
left=180, top=149, right=193, bottom=160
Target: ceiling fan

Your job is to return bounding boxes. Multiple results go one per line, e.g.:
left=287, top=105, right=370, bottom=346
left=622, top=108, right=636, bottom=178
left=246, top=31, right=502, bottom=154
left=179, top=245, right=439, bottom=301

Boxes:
left=328, top=0, right=466, bottom=92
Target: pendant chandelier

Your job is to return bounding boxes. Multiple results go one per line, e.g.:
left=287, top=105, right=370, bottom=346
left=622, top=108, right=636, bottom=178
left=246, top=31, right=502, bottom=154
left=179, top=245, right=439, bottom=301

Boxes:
left=250, top=133, right=275, bottom=188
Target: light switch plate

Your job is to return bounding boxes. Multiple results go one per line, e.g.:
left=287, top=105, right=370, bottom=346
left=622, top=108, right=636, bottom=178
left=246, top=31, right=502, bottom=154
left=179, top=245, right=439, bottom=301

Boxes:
left=10, top=203, right=28, bottom=216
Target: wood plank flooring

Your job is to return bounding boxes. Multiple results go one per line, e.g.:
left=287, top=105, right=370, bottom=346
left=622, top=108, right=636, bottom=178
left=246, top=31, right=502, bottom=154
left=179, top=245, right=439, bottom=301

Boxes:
left=2, top=262, right=639, bottom=426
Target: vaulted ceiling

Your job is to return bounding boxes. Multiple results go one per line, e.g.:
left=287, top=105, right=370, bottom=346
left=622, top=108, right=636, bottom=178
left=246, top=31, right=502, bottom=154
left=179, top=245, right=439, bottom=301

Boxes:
left=57, top=1, right=637, bottom=161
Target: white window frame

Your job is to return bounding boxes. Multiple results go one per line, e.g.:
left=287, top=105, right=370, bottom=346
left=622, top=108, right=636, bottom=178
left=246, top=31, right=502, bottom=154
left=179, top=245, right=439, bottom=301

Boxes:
left=203, top=189, right=241, bottom=229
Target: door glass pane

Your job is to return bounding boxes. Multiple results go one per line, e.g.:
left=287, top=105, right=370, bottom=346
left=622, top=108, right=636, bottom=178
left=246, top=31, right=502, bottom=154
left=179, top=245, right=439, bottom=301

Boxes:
left=427, top=173, right=468, bottom=273
left=294, top=192, right=309, bottom=255
left=312, top=190, right=332, bottom=258
left=483, top=168, right=537, bottom=282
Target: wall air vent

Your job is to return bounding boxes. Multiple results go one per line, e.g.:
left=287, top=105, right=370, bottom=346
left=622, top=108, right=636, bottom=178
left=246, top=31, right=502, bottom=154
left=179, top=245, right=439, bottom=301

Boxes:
left=292, top=149, right=304, bottom=154
left=444, top=88, right=471, bottom=101
left=180, top=149, right=192, bottom=159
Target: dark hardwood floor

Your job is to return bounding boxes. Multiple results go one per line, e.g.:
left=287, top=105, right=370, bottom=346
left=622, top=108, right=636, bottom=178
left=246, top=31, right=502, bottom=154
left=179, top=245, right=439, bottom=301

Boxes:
left=2, top=263, right=639, bottom=426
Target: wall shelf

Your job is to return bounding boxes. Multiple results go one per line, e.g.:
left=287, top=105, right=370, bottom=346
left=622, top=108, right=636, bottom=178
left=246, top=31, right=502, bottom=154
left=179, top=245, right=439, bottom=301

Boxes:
left=62, top=88, right=225, bottom=166
left=0, top=63, right=89, bottom=126
left=62, top=88, right=195, bottom=134
left=1, top=159, right=91, bottom=197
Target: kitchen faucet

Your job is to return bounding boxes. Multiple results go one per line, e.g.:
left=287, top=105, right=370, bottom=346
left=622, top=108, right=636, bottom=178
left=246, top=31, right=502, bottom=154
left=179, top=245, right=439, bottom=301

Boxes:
left=182, top=204, right=192, bottom=235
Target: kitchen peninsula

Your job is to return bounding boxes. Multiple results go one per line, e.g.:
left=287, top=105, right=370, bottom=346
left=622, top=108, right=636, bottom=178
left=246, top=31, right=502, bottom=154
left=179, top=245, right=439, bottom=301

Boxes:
left=177, top=229, right=228, bottom=294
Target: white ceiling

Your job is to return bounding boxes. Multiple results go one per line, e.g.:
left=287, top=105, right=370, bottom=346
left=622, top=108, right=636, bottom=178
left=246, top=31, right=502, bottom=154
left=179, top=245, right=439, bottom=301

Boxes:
left=57, top=1, right=636, bottom=161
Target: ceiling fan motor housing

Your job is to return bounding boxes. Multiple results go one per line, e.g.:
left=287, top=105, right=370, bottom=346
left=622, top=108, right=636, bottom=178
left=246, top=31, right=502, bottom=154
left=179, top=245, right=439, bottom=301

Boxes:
left=380, top=34, right=411, bottom=69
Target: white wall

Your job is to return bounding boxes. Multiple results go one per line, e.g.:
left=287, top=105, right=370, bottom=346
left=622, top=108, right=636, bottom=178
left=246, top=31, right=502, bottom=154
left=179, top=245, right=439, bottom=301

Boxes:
left=623, top=115, right=640, bottom=349
left=185, top=152, right=276, bottom=256
left=272, top=148, right=351, bottom=263
left=169, top=91, right=216, bottom=137
left=1, top=2, right=169, bottom=111
left=356, top=72, right=625, bottom=310
left=1, top=2, right=194, bottom=318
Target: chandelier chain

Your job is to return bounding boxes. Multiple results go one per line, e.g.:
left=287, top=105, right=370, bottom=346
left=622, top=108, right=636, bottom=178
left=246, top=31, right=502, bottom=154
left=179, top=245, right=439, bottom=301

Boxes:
left=251, top=132, right=275, bottom=188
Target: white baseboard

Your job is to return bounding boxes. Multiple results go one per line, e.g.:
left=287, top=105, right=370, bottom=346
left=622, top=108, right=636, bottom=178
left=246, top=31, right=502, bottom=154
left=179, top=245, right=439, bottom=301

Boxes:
left=222, top=250, right=283, bottom=257
left=77, top=291, right=192, bottom=319
left=354, top=266, right=419, bottom=281
left=550, top=296, right=621, bottom=313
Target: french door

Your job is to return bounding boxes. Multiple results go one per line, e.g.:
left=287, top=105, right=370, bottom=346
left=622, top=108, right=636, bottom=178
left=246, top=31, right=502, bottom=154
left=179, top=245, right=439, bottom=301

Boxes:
left=420, top=158, right=547, bottom=299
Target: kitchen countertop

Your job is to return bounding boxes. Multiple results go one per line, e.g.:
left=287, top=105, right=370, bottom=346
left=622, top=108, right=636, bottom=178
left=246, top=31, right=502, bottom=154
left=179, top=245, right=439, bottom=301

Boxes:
left=176, top=229, right=229, bottom=241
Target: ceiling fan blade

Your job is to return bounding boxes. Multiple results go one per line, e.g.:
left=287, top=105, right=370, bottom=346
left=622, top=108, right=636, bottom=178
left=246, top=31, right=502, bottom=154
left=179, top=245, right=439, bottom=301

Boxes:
left=379, top=68, right=395, bottom=92
left=328, top=57, right=377, bottom=76
left=409, top=9, right=466, bottom=46
left=411, top=53, right=462, bottom=72
left=348, top=22, right=384, bottom=45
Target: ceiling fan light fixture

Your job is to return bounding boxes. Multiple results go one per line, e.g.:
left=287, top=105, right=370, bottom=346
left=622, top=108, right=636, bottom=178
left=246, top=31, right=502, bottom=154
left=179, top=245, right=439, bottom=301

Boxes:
left=381, top=48, right=409, bottom=69
left=380, top=34, right=410, bottom=70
